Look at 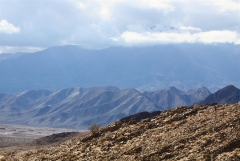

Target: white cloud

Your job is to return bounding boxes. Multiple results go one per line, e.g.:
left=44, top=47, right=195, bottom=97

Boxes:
left=0, top=46, right=43, bottom=54
left=120, top=31, right=194, bottom=44
left=194, top=30, right=239, bottom=44
left=74, top=0, right=175, bottom=22
left=109, top=37, right=120, bottom=42
left=100, top=7, right=111, bottom=20
left=76, top=1, right=86, bottom=9
left=0, top=20, right=20, bottom=34
left=0, top=0, right=239, bottom=53
left=178, top=24, right=201, bottom=32
left=94, top=0, right=174, bottom=11
left=124, top=0, right=175, bottom=11
left=203, top=0, right=240, bottom=12
left=118, top=30, right=240, bottom=45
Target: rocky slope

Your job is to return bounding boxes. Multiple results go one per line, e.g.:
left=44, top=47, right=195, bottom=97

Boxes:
left=27, top=132, right=86, bottom=146
left=197, top=85, right=240, bottom=105
left=119, top=111, right=162, bottom=123
left=4, top=103, right=240, bottom=160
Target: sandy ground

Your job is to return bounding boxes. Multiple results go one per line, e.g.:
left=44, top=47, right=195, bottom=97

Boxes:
left=0, top=124, right=84, bottom=154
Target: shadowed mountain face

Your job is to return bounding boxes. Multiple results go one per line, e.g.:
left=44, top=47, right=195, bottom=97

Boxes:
left=143, top=86, right=211, bottom=110
left=119, top=111, right=162, bottom=123
left=0, top=52, right=27, bottom=62
left=0, top=86, right=210, bottom=129
left=28, top=132, right=81, bottom=146
left=197, top=85, right=240, bottom=105
left=0, top=44, right=239, bottom=93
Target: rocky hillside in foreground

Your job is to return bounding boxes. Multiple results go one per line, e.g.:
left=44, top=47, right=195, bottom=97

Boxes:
left=4, top=103, right=240, bottom=160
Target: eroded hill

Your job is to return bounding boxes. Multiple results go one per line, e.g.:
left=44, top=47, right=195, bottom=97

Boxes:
left=0, top=86, right=211, bottom=129
left=3, top=103, right=240, bottom=161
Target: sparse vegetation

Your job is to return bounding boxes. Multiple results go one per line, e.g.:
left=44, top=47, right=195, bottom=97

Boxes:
left=4, top=103, right=240, bottom=160
left=89, top=124, right=101, bottom=133
left=193, top=104, right=200, bottom=110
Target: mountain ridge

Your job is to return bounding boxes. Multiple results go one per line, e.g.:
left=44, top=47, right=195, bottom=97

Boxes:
left=0, top=44, right=239, bottom=93
left=197, top=85, right=240, bottom=105
left=1, top=85, right=239, bottom=129
left=0, top=86, right=161, bottom=129
left=0, top=86, right=211, bottom=129
left=143, top=86, right=211, bottom=110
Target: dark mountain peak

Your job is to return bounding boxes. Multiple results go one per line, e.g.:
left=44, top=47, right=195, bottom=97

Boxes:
left=197, top=85, right=240, bottom=105
left=220, top=85, right=238, bottom=91
left=211, top=85, right=239, bottom=99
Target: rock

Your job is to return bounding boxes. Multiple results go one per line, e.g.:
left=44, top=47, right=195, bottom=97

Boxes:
left=0, top=155, right=5, bottom=160
left=5, top=103, right=240, bottom=160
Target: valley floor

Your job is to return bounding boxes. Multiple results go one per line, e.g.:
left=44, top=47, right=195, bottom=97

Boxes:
left=0, top=124, right=85, bottom=157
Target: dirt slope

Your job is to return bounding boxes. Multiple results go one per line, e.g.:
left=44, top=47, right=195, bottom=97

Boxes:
left=3, top=103, right=240, bottom=161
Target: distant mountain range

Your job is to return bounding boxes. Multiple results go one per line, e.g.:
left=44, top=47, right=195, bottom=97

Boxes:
left=0, top=86, right=212, bottom=129
left=0, top=44, right=239, bottom=94
left=0, top=52, right=27, bottom=62
left=143, top=86, right=211, bottom=110
left=197, top=85, right=240, bottom=105
left=124, top=85, right=240, bottom=123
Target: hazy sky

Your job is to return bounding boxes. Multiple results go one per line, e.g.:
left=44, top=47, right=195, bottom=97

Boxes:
left=0, top=0, right=239, bottom=53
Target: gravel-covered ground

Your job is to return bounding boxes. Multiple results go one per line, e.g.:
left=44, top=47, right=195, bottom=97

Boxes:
left=3, top=103, right=240, bottom=160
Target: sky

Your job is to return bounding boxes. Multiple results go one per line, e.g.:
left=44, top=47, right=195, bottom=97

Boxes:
left=0, top=0, right=239, bottom=53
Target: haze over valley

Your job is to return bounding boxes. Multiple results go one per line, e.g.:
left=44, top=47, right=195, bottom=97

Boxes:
left=0, top=44, right=239, bottom=94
